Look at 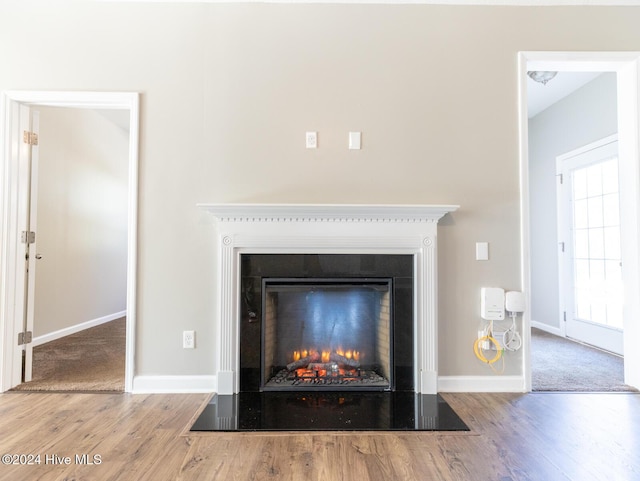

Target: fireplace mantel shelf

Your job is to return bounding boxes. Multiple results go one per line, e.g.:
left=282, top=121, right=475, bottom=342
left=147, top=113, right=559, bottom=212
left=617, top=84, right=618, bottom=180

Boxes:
left=198, top=203, right=459, bottom=223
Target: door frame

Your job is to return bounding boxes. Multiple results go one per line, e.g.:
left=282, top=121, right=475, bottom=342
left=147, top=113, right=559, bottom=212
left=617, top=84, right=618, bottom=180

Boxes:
left=0, top=91, right=139, bottom=392
left=519, top=52, right=640, bottom=391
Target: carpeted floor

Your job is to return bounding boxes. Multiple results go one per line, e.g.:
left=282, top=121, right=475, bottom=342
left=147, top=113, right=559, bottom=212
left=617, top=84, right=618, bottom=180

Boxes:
left=11, top=317, right=125, bottom=392
left=531, top=327, right=637, bottom=392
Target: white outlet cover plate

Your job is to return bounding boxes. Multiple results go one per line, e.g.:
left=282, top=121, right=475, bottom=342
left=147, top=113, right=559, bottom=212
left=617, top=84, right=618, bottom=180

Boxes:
left=183, top=330, right=195, bottom=349
left=306, top=131, right=317, bottom=149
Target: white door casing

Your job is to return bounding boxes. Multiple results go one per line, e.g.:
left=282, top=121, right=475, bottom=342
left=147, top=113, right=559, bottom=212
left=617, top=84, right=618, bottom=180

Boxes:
left=519, top=52, right=640, bottom=391
left=0, top=91, right=139, bottom=392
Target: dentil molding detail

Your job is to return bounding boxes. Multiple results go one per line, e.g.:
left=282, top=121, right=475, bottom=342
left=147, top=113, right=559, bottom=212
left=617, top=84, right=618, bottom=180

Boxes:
left=198, top=203, right=458, bottom=223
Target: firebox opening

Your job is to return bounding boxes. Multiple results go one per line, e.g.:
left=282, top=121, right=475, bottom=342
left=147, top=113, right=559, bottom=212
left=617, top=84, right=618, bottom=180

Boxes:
left=261, top=279, right=393, bottom=391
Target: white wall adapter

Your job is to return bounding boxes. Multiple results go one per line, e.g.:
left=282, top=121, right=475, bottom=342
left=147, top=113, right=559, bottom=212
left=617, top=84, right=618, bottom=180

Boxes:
left=505, top=291, right=525, bottom=313
left=480, top=287, right=505, bottom=321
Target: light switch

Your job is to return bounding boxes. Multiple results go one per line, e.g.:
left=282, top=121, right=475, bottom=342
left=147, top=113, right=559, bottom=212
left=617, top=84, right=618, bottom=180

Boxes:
left=476, top=242, right=489, bottom=261
left=349, top=132, right=361, bottom=150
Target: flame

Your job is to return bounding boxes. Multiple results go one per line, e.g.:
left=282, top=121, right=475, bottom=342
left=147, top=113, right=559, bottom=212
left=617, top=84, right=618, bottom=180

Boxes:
left=290, top=347, right=361, bottom=365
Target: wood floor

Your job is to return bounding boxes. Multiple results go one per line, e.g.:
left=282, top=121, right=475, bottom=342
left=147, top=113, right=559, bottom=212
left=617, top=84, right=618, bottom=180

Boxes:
left=0, top=391, right=639, bottom=481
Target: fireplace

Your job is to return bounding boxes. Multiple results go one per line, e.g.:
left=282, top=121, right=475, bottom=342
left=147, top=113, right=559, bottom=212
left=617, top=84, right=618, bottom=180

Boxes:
left=263, top=279, right=392, bottom=390
left=198, top=203, right=459, bottom=395
left=240, top=254, right=415, bottom=392
left=193, top=204, right=467, bottom=432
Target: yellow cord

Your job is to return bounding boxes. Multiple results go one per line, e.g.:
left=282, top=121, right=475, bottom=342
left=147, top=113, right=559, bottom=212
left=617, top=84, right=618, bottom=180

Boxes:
left=473, top=335, right=503, bottom=364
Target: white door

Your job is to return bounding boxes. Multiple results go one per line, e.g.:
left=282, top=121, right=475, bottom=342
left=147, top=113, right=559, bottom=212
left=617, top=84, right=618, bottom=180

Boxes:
left=17, top=107, right=40, bottom=382
left=557, top=136, right=623, bottom=355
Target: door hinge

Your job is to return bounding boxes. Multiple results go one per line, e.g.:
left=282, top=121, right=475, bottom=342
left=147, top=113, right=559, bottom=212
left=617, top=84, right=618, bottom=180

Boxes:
left=559, top=241, right=565, bottom=253
left=18, top=331, right=33, bottom=346
left=21, top=231, right=36, bottom=244
left=23, top=130, right=38, bottom=146
left=563, top=311, right=567, bottom=322
left=557, top=173, right=564, bottom=185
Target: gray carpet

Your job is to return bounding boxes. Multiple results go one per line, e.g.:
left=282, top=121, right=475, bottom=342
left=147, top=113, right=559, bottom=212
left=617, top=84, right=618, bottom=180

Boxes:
left=11, top=317, right=125, bottom=392
left=532, top=327, right=638, bottom=392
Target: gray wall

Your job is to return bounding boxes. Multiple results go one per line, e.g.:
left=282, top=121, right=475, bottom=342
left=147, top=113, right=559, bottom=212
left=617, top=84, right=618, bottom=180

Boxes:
left=2, top=3, right=639, bottom=382
left=529, top=73, right=618, bottom=333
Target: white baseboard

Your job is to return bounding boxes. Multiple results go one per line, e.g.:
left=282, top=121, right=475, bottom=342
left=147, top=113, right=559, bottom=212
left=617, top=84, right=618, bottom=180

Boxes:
left=132, top=375, right=216, bottom=393
left=32, top=310, right=127, bottom=347
left=438, top=375, right=526, bottom=392
left=531, top=320, right=564, bottom=337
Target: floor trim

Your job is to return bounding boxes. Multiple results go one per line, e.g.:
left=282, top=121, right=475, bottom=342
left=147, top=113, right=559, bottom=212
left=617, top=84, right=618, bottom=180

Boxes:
left=32, top=311, right=126, bottom=347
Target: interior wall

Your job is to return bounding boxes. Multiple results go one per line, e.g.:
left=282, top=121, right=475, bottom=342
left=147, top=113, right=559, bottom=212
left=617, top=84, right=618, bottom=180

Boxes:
left=529, top=73, right=618, bottom=333
left=2, top=2, right=640, bottom=383
left=33, top=107, right=128, bottom=337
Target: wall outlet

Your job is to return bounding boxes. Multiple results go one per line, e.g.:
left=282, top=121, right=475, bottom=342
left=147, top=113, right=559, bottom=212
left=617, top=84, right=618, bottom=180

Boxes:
left=477, top=330, right=491, bottom=351
left=305, top=131, right=317, bottom=149
left=183, top=330, right=195, bottom=349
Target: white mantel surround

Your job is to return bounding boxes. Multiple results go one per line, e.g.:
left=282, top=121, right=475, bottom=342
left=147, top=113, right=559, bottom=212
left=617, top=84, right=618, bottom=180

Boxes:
left=199, top=203, right=459, bottom=395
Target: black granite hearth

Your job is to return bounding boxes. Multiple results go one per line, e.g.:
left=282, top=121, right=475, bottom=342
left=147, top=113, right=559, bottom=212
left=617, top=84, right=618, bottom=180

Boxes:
left=190, top=391, right=469, bottom=432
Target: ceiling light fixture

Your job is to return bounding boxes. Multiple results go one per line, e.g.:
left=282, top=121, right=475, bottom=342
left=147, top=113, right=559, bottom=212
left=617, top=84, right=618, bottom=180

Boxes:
left=527, top=71, right=558, bottom=85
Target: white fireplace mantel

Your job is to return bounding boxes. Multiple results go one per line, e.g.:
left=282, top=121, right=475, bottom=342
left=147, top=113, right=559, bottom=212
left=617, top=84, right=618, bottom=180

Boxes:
left=199, top=203, right=459, bottom=394
left=199, top=203, right=458, bottom=223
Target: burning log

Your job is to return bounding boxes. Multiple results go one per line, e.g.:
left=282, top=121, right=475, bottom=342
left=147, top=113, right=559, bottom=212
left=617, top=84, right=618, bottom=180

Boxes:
left=330, top=352, right=360, bottom=369
left=286, top=352, right=319, bottom=371
left=306, top=362, right=332, bottom=371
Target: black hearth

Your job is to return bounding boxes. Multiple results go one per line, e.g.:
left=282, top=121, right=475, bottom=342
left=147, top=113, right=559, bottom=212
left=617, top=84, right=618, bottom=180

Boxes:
left=190, top=392, right=470, bottom=432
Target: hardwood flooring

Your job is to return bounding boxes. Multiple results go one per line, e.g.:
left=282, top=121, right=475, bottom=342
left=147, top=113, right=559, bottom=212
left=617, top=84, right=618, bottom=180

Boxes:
left=0, top=391, right=638, bottom=481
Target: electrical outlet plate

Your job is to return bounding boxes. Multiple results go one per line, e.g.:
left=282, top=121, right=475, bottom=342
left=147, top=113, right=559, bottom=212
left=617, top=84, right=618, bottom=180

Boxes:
left=306, top=131, right=317, bottom=149
left=183, top=330, right=195, bottom=349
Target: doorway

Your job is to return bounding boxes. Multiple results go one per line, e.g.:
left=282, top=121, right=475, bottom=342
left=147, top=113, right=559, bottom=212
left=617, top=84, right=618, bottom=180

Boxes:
left=519, top=52, right=640, bottom=392
left=0, top=91, right=139, bottom=392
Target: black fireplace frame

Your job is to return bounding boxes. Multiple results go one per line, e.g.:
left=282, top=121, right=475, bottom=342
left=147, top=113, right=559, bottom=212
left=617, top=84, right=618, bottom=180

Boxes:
left=239, top=254, right=415, bottom=392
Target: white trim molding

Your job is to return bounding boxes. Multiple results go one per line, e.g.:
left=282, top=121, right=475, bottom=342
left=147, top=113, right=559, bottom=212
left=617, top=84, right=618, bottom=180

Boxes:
left=519, top=52, right=640, bottom=392
left=530, top=320, right=563, bottom=337
left=132, top=375, right=216, bottom=394
left=101, top=0, right=640, bottom=5
left=199, top=203, right=458, bottom=395
left=31, top=311, right=126, bottom=347
left=438, top=375, right=526, bottom=393
left=0, top=91, right=139, bottom=393
left=205, top=203, right=458, bottom=223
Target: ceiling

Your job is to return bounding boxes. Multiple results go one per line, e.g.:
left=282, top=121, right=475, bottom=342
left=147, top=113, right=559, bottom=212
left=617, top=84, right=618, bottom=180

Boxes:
left=527, top=71, right=603, bottom=118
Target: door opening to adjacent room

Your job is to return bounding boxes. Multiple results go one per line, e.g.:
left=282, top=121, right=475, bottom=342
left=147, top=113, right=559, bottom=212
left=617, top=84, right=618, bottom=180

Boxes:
left=520, top=52, right=640, bottom=393
left=13, top=106, right=129, bottom=392
left=0, top=92, right=139, bottom=393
